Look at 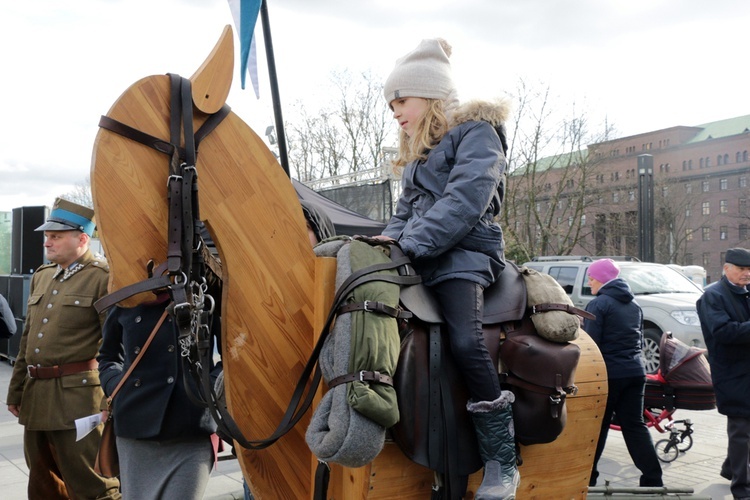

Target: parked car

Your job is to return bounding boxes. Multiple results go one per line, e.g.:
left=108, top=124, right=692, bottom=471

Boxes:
left=522, top=256, right=705, bottom=374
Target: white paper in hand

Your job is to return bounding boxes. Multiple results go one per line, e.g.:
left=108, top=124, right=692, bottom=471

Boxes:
left=75, top=413, right=104, bottom=441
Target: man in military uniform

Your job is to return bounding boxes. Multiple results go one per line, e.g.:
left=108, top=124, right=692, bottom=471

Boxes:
left=6, top=198, right=120, bottom=499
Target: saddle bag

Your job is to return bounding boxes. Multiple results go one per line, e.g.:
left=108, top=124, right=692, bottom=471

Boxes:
left=499, top=316, right=582, bottom=445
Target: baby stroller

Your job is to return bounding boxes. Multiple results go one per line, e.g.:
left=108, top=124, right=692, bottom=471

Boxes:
left=610, top=331, right=716, bottom=462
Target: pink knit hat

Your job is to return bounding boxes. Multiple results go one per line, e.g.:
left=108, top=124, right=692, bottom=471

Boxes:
left=588, top=258, right=620, bottom=283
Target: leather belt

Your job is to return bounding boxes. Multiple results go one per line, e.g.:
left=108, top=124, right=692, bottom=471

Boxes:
left=327, top=370, right=393, bottom=389
left=530, top=302, right=595, bottom=320
left=336, top=301, right=412, bottom=319
left=27, top=359, right=98, bottom=379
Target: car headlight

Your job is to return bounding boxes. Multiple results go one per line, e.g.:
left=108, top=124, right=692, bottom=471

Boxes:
left=670, top=310, right=700, bottom=326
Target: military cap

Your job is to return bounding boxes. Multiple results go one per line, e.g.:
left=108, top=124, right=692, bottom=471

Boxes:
left=35, top=197, right=96, bottom=236
left=725, top=247, right=750, bottom=267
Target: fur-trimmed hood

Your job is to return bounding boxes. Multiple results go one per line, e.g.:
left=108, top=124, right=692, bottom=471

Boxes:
left=449, top=98, right=512, bottom=128
left=449, top=98, right=512, bottom=154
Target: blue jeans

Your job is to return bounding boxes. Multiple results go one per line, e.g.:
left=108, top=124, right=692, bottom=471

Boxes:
left=590, top=376, right=663, bottom=487
left=432, top=279, right=501, bottom=403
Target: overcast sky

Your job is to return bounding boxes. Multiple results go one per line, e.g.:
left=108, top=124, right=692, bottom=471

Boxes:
left=2, top=0, right=748, bottom=213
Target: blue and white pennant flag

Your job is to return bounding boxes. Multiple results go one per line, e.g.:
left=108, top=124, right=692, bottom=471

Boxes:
left=228, top=0, right=262, bottom=98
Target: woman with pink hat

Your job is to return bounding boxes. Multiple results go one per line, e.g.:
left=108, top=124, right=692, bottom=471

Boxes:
left=583, top=258, right=664, bottom=488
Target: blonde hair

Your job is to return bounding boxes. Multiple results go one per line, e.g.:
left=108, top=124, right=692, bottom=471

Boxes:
left=392, top=99, right=450, bottom=168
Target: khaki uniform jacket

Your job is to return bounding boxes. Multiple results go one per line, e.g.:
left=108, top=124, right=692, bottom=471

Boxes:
left=7, top=249, right=109, bottom=430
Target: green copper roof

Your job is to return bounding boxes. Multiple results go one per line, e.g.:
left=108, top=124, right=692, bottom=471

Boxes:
left=688, top=114, right=750, bottom=143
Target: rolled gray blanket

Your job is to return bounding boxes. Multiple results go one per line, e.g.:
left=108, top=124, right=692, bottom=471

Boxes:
left=305, top=240, right=385, bottom=467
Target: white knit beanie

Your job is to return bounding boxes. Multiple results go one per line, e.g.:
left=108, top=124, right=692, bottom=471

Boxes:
left=383, top=38, right=457, bottom=106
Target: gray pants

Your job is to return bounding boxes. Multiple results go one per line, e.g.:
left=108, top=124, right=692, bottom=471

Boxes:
left=725, top=416, right=750, bottom=498
left=117, top=435, right=213, bottom=500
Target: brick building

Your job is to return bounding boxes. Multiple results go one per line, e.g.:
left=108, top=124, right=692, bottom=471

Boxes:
left=508, top=114, right=750, bottom=283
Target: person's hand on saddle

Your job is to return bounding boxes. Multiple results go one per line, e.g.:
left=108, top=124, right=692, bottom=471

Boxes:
left=370, top=235, right=398, bottom=244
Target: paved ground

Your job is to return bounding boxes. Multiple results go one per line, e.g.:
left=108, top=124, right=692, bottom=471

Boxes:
left=0, top=357, right=736, bottom=499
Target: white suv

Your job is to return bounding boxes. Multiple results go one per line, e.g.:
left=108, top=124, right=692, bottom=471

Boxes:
left=522, top=257, right=705, bottom=374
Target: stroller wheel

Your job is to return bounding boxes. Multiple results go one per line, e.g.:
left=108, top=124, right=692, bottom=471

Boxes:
left=655, top=439, right=679, bottom=462
left=677, top=434, right=693, bottom=452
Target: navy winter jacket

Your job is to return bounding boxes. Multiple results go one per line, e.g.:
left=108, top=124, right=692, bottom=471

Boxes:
left=383, top=100, right=510, bottom=287
left=583, top=278, right=646, bottom=379
left=98, top=300, right=219, bottom=440
left=696, top=276, right=750, bottom=417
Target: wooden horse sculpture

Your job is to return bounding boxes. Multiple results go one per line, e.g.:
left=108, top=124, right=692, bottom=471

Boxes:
left=91, top=26, right=607, bottom=499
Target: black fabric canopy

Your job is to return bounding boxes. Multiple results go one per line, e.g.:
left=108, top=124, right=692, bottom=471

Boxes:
left=292, top=179, right=386, bottom=237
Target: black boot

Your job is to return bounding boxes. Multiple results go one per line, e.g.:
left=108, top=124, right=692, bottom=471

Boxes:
left=467, top=391, right=520, bottom=500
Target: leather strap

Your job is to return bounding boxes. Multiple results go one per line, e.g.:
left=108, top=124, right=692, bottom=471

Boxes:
left=327, top=370, right=393, bottom=389
left=97, top=105, right=231, bottom=161
left=336, top=301, right=411, bottom=319
left=27, top=359, right=98, bottom=379
left=94, top=275, right=172, bottom=314
left=530, top=302, right=595, bottom=320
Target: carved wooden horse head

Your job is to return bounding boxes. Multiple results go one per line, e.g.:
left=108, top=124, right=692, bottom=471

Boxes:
left=91, top=26, right=329, bottom=498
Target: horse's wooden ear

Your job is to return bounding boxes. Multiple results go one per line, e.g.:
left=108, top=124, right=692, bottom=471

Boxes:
left=190, top=25, right=234, bottom=114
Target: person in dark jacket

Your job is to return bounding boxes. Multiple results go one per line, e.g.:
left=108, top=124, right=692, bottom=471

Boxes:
left=0, top=293, right=16, bottom=338
left=697, top=247, right=750, bottom=499
left=98, top=293, right=221, bottom=500
left=374, top=38, right=514, bottom=499
left=583, top=258, right=663, bottom=488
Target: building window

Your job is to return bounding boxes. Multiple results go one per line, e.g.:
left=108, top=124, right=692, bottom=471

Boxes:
left=685, top=206, right=691, bottom=218
left=738, top=152, right=743, bottom=163
left=740, top=224, right=749, bottom=240
left=720, top=226, right=728, bottom=240
left=700, top=158, right=705, bottom=169
left=744, top=151, right=749, bottom=162
left=685, top=183, right=692, bottom=194
left=706, top=157, right=711, bottom=168
left=613, top=192, right=619, bottom=203
left=682, top=160, right=687, bottom=171
left=702, top=180, right=710, bottom=192
left=568, top=216, right=573, bottom=227
left=702, top=201, right=710, bottom=215
left=720, top=178, right=728, bottom=190
left=702, top=227, right=710, bottom=241
left=581, top=214, right=586, bottom=226
left=740, top=199, right=747, bottom=215
left=686, top=228, right=693, bottom=241
left=689, top=160, right=693, bottom=170
left=720, top=200, right=728, bottom=213
left=703, top=253, right=711, bottom=268
left=724, top=153, right=730, bottom=164
left=717, top=155, right=722, bottom=166
left=740, top=176, right=747, bottom=188
left=685, top=253, right=693, bottom=265
left=662, top=187, right=669, bottom=197
left=628, top=190, right=635, bottom=201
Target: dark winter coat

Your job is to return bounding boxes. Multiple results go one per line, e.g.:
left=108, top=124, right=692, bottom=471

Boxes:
left=696, top=276, right=750, bottom=417
left=583, top=278, right=646, bottom=379
left=382, top=100, right=510, bottom=287
left=98, top=299, right=219, bottom=440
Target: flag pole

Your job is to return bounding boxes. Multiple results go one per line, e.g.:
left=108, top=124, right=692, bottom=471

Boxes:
left=259, top=0, right=290, bottom=178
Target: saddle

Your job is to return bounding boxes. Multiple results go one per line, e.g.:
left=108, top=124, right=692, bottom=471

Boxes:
left=391, top=248, right=583, bottom=489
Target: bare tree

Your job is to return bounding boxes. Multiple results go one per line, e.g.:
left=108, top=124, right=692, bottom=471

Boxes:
left=285, top=70, right=396, bottom=183
left=652, top=176, right=699, bottom=264
left=502, top=80, right=612, bottom=263
left=61, top=177, right=93, bottom=208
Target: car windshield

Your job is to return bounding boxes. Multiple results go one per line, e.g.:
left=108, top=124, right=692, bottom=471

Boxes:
left=619, top=266, right=702, bottom=295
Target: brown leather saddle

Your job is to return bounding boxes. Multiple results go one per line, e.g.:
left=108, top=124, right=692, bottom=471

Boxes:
left=390, top=247, right=526, bottom=488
